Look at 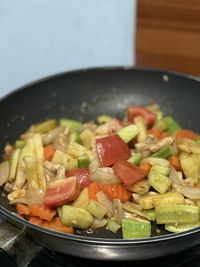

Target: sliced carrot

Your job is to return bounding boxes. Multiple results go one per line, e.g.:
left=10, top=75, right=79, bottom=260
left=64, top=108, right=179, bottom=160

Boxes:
left=29, top=216, right=44, bottom=226
left=148, top=128, right=162, bottom=139
left=43, top=217, right=74, bottom=234
left=16, top=203, right=30, bottom=216
left=139, top=163, right=152, bottom=176
left=88, top=182, right=102, bottom=201
left=30, top=204, right=56, bottom=222
left=102, top=184, right=132, bottom=203
left=160, top=131, right=169, bottom=139
left=44, top=144, right=55, bottom=161
left=175, top=129, right=197, bottom=141
left=169, top=156, right=181, bottom=171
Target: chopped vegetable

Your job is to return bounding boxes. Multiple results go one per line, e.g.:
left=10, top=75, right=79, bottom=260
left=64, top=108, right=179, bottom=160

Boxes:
left=156, top=116, right=181, bottom=133
left=61, top=205, right=93, bottom=229
left=59, top=118, right=82, bottom=131
left=175, top=129, right=197, bottom=141
left=112, top=160, right=146, bottom=186
left=51, top=150, right=77, bottom=170
left=129, top=179, right=150, bottom=194
left=134, top=116, right=147, bottom=142
left=43, top=217, right=74, bottom=234
left=30, top=204, right=56, bottom=222
left=138, top=192, right=184, bottom=209
left=165, top=222, right=200, bottom=233
left=151, top=145, right=173, bottom=159
left=15, top=140, right=26, bottom=148
left=148, top=128, right=162, bottom=139
left=155, top=205, right=199, bottom=224
left=16, top=203, right=30, bottom=216
left=89, top=167, right=121, bottom=185
left=29, top=216, right=43, bottom=226
left=9, top=149, right=21, bottom=181
left=96, top=135, right=131, bottom=167
left=127, top=106, right=156, bottom=128
left=0, top=161, right=9, bottom=186
left=32, top=119, right=56, bottom=133
left=122, top=219, right=151, bottom=239
left=78, top=153, right=90, bottom=168
left=66, top=168, right=91, bottom=190
left=97, top=114, right=112, bottom=124
left=117, top=125, right=139, bottom=143
left=101, top=184, right=132, bottom=202
left=169, top=156, right=181, bottom=171
left=72, top=187, right=89, bottom=208
left=148, top=169, right=172, bottom=194
left=107, top=219, right=120, bottom=233
left=87, top=200, right=107, bottom=219
left=43, top=177, right=80, bottom=208
left=88, top=182, right=102, bottom=201
left=44, top=144, right=55, bottom=161
left=127, top=152, right=142, bottom=165
left=143, top=209, right=156, bottom=222
left=139, top=163, right=152, bottom=176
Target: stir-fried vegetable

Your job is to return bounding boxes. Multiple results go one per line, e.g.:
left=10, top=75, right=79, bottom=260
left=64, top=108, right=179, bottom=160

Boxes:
left=1, top=103, right=200, bottom=238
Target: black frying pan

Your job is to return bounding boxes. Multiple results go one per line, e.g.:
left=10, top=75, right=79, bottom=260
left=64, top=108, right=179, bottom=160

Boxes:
left=0, top=67, right=200, bottom=261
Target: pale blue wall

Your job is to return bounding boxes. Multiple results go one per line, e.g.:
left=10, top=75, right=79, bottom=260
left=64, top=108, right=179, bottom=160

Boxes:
left=0, top=0, right=136, bottom=97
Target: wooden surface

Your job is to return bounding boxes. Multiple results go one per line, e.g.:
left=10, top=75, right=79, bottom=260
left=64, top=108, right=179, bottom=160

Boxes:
left=136, top=0, right=200, bottom=76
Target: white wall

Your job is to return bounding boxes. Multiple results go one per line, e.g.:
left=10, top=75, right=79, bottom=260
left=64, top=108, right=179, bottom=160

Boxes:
left=0, top=0, right=136, bottom=97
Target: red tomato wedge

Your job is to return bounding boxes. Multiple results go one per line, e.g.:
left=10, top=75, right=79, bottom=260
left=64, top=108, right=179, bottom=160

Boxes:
left=43, top=176, right=80, bottom=208
left=66, top=168, right=91, bottom=190
left=112, top=160, right=146, bottom=186
left=127, top=106, right=156, bottom=128
left=96, top=134, right=131, bottom=167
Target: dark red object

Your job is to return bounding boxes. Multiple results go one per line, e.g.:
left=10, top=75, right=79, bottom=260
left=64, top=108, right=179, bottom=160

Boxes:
left=66, top=168, right=91, bottom=190
left=127, top=106, right=156, bottom=128
left=112, top=160, right=146, bottom=186
left=96, top=134, right=131, bottom=167
left=43, top=176, right=80, bottom=208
